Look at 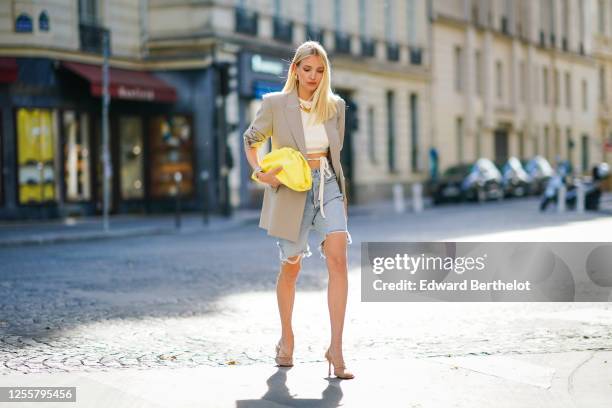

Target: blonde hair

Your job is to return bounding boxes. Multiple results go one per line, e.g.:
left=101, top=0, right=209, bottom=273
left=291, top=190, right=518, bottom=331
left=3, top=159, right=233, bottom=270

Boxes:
left=281, top=41, right=339, bottom=124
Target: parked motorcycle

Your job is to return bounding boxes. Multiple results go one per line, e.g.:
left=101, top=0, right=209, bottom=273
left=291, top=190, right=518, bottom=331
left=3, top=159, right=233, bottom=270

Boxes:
left=540, top=162, right=610, bottom=211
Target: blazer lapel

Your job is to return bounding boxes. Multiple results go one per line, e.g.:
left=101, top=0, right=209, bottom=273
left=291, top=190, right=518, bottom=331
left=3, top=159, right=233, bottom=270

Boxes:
left=283, top=89, right=307, bottom=155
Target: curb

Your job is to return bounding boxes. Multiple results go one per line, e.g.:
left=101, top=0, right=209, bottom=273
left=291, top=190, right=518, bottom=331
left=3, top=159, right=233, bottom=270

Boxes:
left=0, top=217, right=259, bottom=248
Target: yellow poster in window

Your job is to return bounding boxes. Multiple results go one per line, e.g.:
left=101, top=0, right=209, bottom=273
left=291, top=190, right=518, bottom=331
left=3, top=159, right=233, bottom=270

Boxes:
left=17, top=108, right=56, bottom=204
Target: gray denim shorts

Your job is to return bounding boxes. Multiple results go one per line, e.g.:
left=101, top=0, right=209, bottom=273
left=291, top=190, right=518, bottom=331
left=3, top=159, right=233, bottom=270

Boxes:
left=276, top=165, right=352, bottom=264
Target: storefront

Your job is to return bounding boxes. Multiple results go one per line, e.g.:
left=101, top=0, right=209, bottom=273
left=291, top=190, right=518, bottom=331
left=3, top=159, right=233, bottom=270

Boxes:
left=0, top=58, right=200, bottom=220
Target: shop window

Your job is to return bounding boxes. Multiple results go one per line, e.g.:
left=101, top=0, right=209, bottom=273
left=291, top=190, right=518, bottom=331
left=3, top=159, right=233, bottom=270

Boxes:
left=119, top=116, right=144, bottom=200
left=16, top=108, right=58, bottom=204
left=39, top=10, right=50, bottom=32
left=15, top=13, right=33, bottom=33
left=0, top=114, right=3, bottom=205
left=63, top=111, right=91, bottom=202
left=149, top=115, right=194, bottom=198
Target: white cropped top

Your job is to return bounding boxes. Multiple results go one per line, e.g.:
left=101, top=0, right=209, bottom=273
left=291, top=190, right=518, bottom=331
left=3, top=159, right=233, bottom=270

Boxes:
left=299, top=97, right=330, bottom=154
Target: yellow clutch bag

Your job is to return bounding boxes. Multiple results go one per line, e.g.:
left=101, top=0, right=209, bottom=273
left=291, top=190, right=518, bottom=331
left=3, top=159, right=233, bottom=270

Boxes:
left=251, top=147, right=312, bottom=191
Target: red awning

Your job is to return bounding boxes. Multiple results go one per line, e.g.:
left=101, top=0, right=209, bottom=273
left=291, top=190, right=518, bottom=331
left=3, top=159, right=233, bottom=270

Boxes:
left=0, top=58, right=18, bottom=83
left=62, top=61, right=177, bottom=103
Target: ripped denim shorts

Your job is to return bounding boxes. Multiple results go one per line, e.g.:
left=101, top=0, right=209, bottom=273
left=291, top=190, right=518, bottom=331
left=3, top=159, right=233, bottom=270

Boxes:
left=276, top=160, right=352, bottom=264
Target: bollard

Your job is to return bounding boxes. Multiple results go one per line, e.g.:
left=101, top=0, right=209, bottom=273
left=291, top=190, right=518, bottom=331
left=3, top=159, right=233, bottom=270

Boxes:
left=412, top=182, right=424, bottom=213
left=200, top=170, right=210, bottom=225
left=576, top=181, right=585, bottom=213
left=557, top=185, right=566, bottom=213
left=393, top=183, right=405, bottom=213
left=174, top=171, right=182, bottom=230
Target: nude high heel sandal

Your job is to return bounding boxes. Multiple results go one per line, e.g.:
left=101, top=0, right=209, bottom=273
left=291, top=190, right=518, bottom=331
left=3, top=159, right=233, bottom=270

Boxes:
left=324, top=348, right=354, bottom=379
left=274, top=340, right=293, bottom=367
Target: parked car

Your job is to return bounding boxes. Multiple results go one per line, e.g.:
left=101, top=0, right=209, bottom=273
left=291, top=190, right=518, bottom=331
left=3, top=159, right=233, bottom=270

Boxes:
left=430, top=164, right=471, bottom=203
left=431, top=158, right=503, bottom=204
left=499, top=156, right=532, bottom=198
left=522, top=155, right=554, bottom=195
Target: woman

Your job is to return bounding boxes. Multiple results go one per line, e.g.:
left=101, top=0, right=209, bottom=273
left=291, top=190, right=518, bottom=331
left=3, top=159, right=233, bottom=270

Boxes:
left=243, top=41, right=354, bottom=379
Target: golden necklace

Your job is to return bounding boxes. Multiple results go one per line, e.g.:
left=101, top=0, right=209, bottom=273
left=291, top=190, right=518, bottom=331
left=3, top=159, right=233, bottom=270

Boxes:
left=299, top=99, right=312, bottom=113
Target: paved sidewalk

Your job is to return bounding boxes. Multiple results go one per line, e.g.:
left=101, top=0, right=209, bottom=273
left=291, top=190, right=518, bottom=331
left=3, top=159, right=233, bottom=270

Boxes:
left=1, top=351, right=610, bottom=407
left=0, top=192, right=610, bottom=247
left=0, top=197, right=405, bottom=247
left=0, top=211, right=261, bottom=247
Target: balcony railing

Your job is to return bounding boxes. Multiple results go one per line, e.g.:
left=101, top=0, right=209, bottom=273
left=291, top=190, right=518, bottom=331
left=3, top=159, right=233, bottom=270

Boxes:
left=306, top=25, right=324, bottom=46
left=360, top=37, right=375, bottom=57
left=235, top=7, right=258, bottom=36
left=79, top=23, right=110, bottom=54
left=334, top=31, right=351, bottom=54
left=386, top=42, right=400, bottom=62
left=409, top=47, right=423, bottom=65
left=273, top=16, right=293, bottom=43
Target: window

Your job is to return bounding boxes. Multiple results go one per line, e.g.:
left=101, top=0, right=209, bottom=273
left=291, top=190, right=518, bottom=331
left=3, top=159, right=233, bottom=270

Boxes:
left=581, top=135, right=589, bottom=172
left=150, top=115, right=194, bottom=198
left=565, top=71, right=572, bottom=109
left=555, top=126, right=561, bottom=159
left=386, top=91, right=396, bottom=173
left=306, top=0, right=313, bottom=24
left=0, top=114, right=2, bottom=204
left=566, top=127, right=573, bottom=165
left=406, top=0, right=416, bottom=45
left=519, top=60, right=526, bottom=102
left=274, top=0, right=282, bottom=16
left=533, top=66, right=540, bottom=103
left=599, top=0, right=606, bottom=34
left=579, top=0, right=585, bottom=53
left=518, top=130, right=525, bottom=159
left=334, top=0, right=342, bottom=28
left=410, top=93, right=419, bottom=172
left=454, top=46, right=463, bottom=92
left=600, top=66, right=607, bottom=103
left=384, top=0, right=395, bottom=41
left=476, top=118, right=483, bottom=158
left=359, top=0, right=368, bottom=37
left=475, top=50, right=483, bottom=96
left=549, top=0, right=556, bottom=44
left=582, top=79, right=588, bottom=111
left=63, top=111, right=91, bottom=202
left=456, top=117, right=464, bottom=162
left=367, top=106, right=377, bottom=164
left=553, top=69, right=559, bottom=106
left=78, top=0, right=98, bottom=25
left=16, top=108, right=58, bottom=204
left=543, top=67, right=549, bottom=105
left=496, top=60, right=503, bottom=100
left=15, top=13, right=33, bottom=33
left=562, top=0, right=569, bottom=47
left=539, top=0, right=548, bottom=45
left=118, top=116, right=144, bottom=200
left=38, top=10, right=50, bottom=32
left=544, top=126, right=550, bottom=160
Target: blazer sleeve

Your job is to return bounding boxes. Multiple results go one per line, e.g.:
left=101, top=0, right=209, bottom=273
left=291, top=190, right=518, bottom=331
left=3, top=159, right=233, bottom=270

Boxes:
left=243, top=95, right=273, bottom=151
left=337, top=98, right=346, bottom=151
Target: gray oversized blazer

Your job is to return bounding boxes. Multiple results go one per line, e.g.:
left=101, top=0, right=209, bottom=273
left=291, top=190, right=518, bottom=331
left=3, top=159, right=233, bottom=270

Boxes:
left=243, top=87, right=347, bottom=243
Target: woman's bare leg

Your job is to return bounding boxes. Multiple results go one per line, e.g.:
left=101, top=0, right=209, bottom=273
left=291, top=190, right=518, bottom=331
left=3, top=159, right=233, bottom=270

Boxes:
left=276, top=255, right=302, bottom=354
left=323, top=232, right=349, bottom=361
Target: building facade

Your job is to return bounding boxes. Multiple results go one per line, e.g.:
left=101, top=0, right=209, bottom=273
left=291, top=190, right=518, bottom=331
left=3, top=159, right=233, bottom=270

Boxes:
left=430, top=0, right=606, bottom=176
left=0, top=0, right=609, bottom=221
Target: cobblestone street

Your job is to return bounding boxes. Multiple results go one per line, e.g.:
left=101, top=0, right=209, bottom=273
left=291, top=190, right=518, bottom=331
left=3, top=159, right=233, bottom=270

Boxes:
left=1, top=197, right=611, bottom=378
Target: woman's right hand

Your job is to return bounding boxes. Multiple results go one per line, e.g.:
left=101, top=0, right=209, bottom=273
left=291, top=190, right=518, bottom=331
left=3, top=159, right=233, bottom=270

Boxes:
left=257, top=166, right=283, bottom=188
